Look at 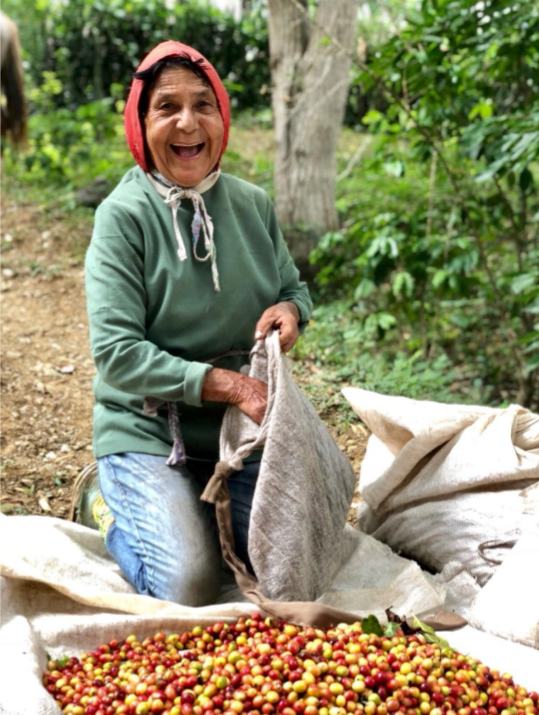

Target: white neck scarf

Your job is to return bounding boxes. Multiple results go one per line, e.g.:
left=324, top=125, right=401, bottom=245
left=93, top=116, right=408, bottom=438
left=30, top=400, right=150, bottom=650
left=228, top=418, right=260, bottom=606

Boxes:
left=146, top=170, right=221, bottom=292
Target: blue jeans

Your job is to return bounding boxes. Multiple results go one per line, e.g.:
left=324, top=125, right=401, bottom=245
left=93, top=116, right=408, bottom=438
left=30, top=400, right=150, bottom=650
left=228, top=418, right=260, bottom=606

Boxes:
left=97, top=452, right=259, bottom=606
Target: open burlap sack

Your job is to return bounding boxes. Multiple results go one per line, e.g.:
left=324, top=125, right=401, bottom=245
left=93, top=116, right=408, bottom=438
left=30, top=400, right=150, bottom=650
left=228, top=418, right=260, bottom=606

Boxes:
left=9, top=340, right=539, bottom=713
left=214, top=331, right=357, bottom=602
left=0, top=510, right=453, bottom=715
left=342, top=387, right=539, bottom=647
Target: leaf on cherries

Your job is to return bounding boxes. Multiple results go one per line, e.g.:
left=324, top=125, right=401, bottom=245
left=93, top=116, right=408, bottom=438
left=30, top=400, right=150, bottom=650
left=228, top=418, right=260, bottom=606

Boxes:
left=383, top=622, right=401, bottom=637
left=361, top=615, right=384, bottom=637
left=411, top=615, right=450, bottom=649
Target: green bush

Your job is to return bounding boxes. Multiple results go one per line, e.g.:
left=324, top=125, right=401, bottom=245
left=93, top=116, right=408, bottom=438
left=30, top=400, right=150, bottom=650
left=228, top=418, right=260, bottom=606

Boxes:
left=5, top=0, right=271, bottom=113
left=311, top=0, right=539, bottom=409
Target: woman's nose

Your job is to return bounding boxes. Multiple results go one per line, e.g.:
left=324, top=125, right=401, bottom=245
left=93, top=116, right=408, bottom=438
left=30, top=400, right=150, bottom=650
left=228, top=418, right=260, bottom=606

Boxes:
left=176, top=107, right=198, bottom=132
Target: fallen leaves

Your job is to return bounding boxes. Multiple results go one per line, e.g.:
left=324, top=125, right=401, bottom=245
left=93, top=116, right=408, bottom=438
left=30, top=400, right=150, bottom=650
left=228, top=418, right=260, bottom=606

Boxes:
left=38, top=495, right=52, bottom=512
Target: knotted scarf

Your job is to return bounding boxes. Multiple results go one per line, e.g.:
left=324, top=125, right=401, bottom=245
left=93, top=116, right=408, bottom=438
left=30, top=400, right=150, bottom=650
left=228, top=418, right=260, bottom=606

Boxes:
left=146, top=170, right=221, bottom=291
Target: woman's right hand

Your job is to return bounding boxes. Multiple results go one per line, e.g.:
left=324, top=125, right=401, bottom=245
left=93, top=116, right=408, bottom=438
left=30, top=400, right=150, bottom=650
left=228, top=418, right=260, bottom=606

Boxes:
left=233, top=375, right=268, bottom=424
left=201, top=368, right=268, bottom=425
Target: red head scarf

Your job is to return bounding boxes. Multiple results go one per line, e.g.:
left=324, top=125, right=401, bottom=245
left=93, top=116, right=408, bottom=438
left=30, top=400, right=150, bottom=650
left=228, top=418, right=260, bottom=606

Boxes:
left=124, top=41, right=230, bottom=173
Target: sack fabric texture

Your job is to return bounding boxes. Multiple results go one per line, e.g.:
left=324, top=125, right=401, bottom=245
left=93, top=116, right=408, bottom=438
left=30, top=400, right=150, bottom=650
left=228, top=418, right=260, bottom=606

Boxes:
left=211, top=331, right=358, bottom=604
left=343, top=387, right=539, bottom=649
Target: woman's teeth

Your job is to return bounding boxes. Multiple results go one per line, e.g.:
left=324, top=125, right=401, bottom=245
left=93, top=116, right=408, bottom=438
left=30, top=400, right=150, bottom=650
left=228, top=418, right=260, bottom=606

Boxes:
left=171, top=142, right=204, bottom=158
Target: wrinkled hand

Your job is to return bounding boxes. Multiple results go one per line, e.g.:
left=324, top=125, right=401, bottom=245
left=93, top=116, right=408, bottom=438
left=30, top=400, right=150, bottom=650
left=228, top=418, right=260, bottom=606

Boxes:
left=255, top=302, right=300, bottom=353
left=201, top=368, right=268, bottom=425
left=233, top=376, right=268, bottom=424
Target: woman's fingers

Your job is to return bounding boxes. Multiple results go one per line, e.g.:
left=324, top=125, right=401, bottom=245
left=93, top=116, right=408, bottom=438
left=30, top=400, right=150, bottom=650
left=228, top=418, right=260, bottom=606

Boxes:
left=202, top=369, right=268, bottom=424
left=235, top=376, right=268, bottom=424
left=255, top=303, right=300, bottom=352
left=276, top=314, right=299, bottom=352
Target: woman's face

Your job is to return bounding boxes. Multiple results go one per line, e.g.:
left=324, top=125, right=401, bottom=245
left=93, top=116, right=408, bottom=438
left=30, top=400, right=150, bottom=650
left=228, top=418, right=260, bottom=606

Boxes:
left=144, top=66, right=224, bottom=188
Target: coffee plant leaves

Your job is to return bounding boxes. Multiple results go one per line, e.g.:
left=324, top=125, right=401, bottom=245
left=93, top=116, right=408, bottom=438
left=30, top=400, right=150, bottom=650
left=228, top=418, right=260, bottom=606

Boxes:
left=383, top=622, right=401, bottom=638
left=310, top=0, right=539, bottom=410
left=411, top=616, right=450, bottom=650
left=361, top=615, right=384, bottom=637
left=423, top=632, right=451, bottom=649
left=4, top=0, right=271, bottom=113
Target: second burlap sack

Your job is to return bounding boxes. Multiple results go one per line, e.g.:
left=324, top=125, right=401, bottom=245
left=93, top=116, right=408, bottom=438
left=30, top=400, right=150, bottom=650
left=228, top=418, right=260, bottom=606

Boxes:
left=343, top=388, right=539, bottom=586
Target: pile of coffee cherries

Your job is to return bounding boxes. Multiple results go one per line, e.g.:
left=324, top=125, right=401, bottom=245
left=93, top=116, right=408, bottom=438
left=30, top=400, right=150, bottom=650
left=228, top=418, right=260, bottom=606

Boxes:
left=42, top=614, right=538, bottom=715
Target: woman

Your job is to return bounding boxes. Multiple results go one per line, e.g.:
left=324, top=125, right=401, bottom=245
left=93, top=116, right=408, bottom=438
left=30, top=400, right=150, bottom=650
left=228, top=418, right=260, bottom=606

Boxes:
left=84, top=41, right=312, bottom=606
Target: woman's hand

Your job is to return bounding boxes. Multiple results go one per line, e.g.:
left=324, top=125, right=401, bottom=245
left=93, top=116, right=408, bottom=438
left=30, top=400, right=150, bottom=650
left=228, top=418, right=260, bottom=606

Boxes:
left=201, top=368, right=268, bottom=424
left=255, top=302, right=300, bottom=353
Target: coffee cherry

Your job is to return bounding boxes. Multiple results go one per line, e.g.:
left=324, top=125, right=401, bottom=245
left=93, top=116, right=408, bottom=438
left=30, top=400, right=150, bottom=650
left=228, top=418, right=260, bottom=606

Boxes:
left=42, top=617, right=538, bottom=715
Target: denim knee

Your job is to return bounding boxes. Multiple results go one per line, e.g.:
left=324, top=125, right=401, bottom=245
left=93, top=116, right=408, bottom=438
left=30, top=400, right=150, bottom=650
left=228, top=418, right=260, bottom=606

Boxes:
left=97, top=452, right=223, bottom=606
left=155, top=549, right=221, bottom=606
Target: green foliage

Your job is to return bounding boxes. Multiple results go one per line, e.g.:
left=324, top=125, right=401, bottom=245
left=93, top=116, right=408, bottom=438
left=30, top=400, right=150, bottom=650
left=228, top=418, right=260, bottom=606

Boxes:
left=361, top=615, right=383, bottom=637
left=383, top=623, right=401, bottom=638
left=292, top=300, right=481, bottom=404
left=359, top=613, right=450, bottom=646
left=4, top=0, right=270, bottom=112
left=2, top=94, right=130, bottom=191
left=312, top=0, right=539, bottom=408
left=410, top=616, right=450, bottom=649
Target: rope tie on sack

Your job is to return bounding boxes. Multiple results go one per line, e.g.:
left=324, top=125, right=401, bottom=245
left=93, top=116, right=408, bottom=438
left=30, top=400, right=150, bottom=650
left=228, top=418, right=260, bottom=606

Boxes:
left=147, top=171, right=221, bottom=291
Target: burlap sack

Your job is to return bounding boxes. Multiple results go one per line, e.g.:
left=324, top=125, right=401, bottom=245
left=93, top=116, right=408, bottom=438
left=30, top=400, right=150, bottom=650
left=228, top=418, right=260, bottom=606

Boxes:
left=5, top=344, right=538, bottom=714
left=342, top=387, right=539, bottom=647
left=215, top=331, right=357, bottom=601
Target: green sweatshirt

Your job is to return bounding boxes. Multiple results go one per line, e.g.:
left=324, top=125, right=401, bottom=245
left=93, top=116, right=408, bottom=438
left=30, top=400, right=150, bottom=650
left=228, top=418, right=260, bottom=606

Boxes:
left=85, top=166, right=312, bottom=461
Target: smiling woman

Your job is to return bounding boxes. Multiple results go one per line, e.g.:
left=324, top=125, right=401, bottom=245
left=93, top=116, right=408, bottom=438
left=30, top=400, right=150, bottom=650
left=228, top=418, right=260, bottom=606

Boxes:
left=81, top=41, right=312, bottom=607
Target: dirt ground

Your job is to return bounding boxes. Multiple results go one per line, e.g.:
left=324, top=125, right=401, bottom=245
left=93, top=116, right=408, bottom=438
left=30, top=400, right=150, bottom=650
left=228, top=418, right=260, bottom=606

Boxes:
left=0, top=192, right=368, bottom=522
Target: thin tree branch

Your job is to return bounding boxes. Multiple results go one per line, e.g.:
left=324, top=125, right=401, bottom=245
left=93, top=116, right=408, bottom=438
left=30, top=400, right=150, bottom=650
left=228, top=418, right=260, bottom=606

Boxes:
left=426, top=151, right=437, bottom=239
left=494, top=176, right=522, bottom=266
left=337, top=136, right=371, bottom=182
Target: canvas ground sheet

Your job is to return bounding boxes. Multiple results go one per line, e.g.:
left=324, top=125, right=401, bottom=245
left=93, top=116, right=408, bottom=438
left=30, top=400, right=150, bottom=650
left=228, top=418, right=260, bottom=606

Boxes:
left=2, top=516, right=539, bottom=715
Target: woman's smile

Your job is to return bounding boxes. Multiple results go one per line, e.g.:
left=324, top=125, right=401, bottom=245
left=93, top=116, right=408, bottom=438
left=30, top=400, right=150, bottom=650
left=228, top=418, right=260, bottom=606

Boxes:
left=170, top=141, right=205, bottom=159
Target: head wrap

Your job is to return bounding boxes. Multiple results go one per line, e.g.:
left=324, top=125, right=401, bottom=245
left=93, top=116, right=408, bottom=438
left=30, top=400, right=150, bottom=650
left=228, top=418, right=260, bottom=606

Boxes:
left=124, top=42, right=231, bottom=292
left=124, top=40, right=230, bottom=172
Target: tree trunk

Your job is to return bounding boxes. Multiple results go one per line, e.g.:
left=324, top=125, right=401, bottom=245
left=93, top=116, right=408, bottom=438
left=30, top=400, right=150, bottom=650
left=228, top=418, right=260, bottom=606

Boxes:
left=267, top=0, right=357, bottom=265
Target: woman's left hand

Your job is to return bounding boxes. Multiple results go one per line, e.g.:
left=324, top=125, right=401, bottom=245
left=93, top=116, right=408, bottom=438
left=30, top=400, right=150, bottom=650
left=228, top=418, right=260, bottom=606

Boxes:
left=255, top=302, right=300, bottom=353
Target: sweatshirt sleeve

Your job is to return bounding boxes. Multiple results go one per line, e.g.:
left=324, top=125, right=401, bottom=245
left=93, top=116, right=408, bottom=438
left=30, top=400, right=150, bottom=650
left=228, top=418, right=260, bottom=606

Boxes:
left=265, top=197, right=313, bottom=327
left=85, top=204, right=212, bottom=406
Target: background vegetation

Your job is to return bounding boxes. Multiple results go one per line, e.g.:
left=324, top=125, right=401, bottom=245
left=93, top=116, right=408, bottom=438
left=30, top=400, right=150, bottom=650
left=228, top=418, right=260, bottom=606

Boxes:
left=3, top=0, right=538, bottom=410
